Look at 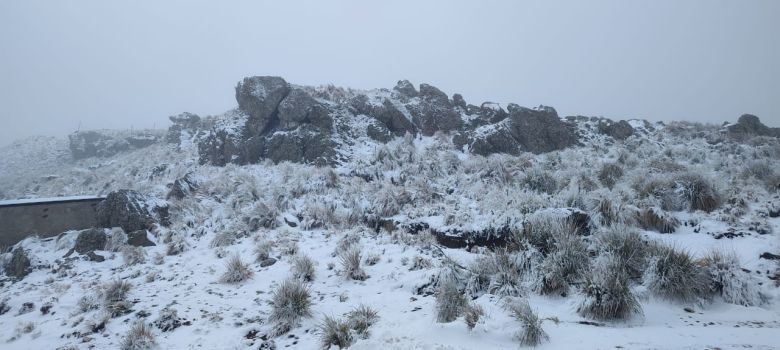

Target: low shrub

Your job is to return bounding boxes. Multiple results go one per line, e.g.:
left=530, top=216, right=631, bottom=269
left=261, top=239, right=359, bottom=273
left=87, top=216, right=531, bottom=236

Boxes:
left=464, top=302, right=485, bottom=331
left=435, top=276, right=467, bottom=323
left=346, top=304, right=379, bottom=338
left=103, top=280, right=132, bottom=317
left=219, top=255, right=253, bottom=284
left=121, top=246, right=146, bottom=266
left=537, top=234, right=589, bottom=296
left=487, top=249, right=524, bottom=297
left=643, top=245, right=711, bottom=303
left=598, top=163, right=624, bottom=189
left=340, top=247, right=368, bottom=281
left=505, top=298, right=548, bottom=347
left=597, top=226, right=648, bottom=279
left=636, top=208, right=680, bottom=233
left=577, top=254, right=642, bottom=321
left=318, top=315, right=353, bottom=349
left=120, top=322, right=156, bottom=350
left=269, top=279, right=312, bottom=332
left=254, top=239, right=273, bottom=261
left=292, top=255, right=316, bottom=282
left=673, top=173, right=721, bottom=212
left=703, top=250, right=769, bottom=307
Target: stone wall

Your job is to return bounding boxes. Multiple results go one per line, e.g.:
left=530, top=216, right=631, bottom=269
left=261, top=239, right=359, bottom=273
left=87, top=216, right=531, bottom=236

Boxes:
left=0, top=197, right=103, bottom=247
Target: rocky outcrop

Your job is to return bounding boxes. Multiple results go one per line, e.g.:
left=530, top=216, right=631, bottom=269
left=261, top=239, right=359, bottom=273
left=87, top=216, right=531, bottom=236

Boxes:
left=393, top=79, right=418, bottom=98
left=69, top=131, right=129, bottom=159
left=598, top=119, right=635, bottom=140
left=505, top=105, right=578, bottom=153
left=199, top=77, right=337, bottom=166
left=194, top=76, right=582, bottom=166
left=727, top=114, right=780, bottom=140
left=166, top=112, right=201, bottom=144
left=96, top=190, right=168, bottom=232
left=69, top=131, right=159, bottom=159
left=197, top=117, right=246, bottom=166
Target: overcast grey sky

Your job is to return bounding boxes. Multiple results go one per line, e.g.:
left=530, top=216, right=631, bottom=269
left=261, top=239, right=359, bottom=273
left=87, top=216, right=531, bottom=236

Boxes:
left=1, top=0, right=778, bottom=146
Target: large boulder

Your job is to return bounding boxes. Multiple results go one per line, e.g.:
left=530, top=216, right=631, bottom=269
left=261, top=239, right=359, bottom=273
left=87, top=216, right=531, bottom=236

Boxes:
left=467, top=123, right=523, bottom=156
left=505, top=105, right=578, bottom=153
left=199, top=77, right=339, bottom=166
left=727, top=114, right=780, bottom=139
left=167, top=174, right=197, bottom=200
left=464, top=105, right=577, bottom=155
left=3, top=248, right=31, bottom=280
left=236, top=76, right=291, bottom=135
left=73, top=228, right=107, bottom=254
left=598, top=119, right=635, bottom=140
left=97, top=190, right=167, bottom=232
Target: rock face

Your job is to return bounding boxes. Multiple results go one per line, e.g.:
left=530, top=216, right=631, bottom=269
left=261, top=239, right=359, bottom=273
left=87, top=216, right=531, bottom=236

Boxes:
left=96, top=190, right=168, bottom=232
left=461, top=105, right=578, bottom=155
left=236, top=76, right=291, bottom=135
left=727, top=114, right=780, bottom=139
left=598, top=119, right=635, bottom=140
left=4, top=248, right=32, bottom=280
left=69, top=131, right=159, bottom=159
left=194, top=76, right=582, bottom=166
left=199, top=77, right=337, bottom=166
left=73, top=228, right=106, bottom=254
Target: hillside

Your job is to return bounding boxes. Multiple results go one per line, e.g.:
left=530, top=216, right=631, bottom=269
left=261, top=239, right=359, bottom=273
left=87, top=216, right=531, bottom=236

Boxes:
left=0, top=77, right=779, bottom=350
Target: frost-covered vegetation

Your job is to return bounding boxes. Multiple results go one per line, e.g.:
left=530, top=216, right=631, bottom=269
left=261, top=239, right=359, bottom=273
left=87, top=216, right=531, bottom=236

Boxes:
left=0, top=117, right=778, bottom=349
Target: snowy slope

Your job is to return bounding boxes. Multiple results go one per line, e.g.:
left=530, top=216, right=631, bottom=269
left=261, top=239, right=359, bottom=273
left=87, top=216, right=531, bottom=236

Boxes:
left=0, top=119, right=779, bottom=350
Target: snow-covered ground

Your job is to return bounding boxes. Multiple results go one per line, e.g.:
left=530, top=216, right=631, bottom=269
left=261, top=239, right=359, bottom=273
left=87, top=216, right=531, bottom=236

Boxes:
left=1, top=120, right=779, bottom=349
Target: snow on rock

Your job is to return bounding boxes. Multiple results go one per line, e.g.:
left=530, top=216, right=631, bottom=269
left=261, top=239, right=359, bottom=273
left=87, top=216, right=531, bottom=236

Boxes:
left=0, top=78, right=779, bottom=350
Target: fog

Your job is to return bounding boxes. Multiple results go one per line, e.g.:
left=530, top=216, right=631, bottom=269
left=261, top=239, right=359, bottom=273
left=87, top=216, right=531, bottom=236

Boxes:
left=1, top=0, right=778, bottom=146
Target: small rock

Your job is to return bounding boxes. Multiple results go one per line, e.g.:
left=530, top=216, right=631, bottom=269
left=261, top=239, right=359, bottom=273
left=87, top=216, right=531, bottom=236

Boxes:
left=683, top=307, right=695, bottom=313
left=759, top=252, right=780, bottom=260
left=18, top=302, right=35, bottom=315
left=127, top=230, right=155, bottom=247
left=283, top=217, right=298, bottom=228
left=85, top=251, right=105, bottom=262
left=260, top=258, right=277, bottom=267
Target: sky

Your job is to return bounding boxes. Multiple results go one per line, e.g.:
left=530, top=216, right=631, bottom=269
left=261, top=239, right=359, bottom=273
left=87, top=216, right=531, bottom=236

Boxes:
left=0, top=0, right=778, bottom=146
